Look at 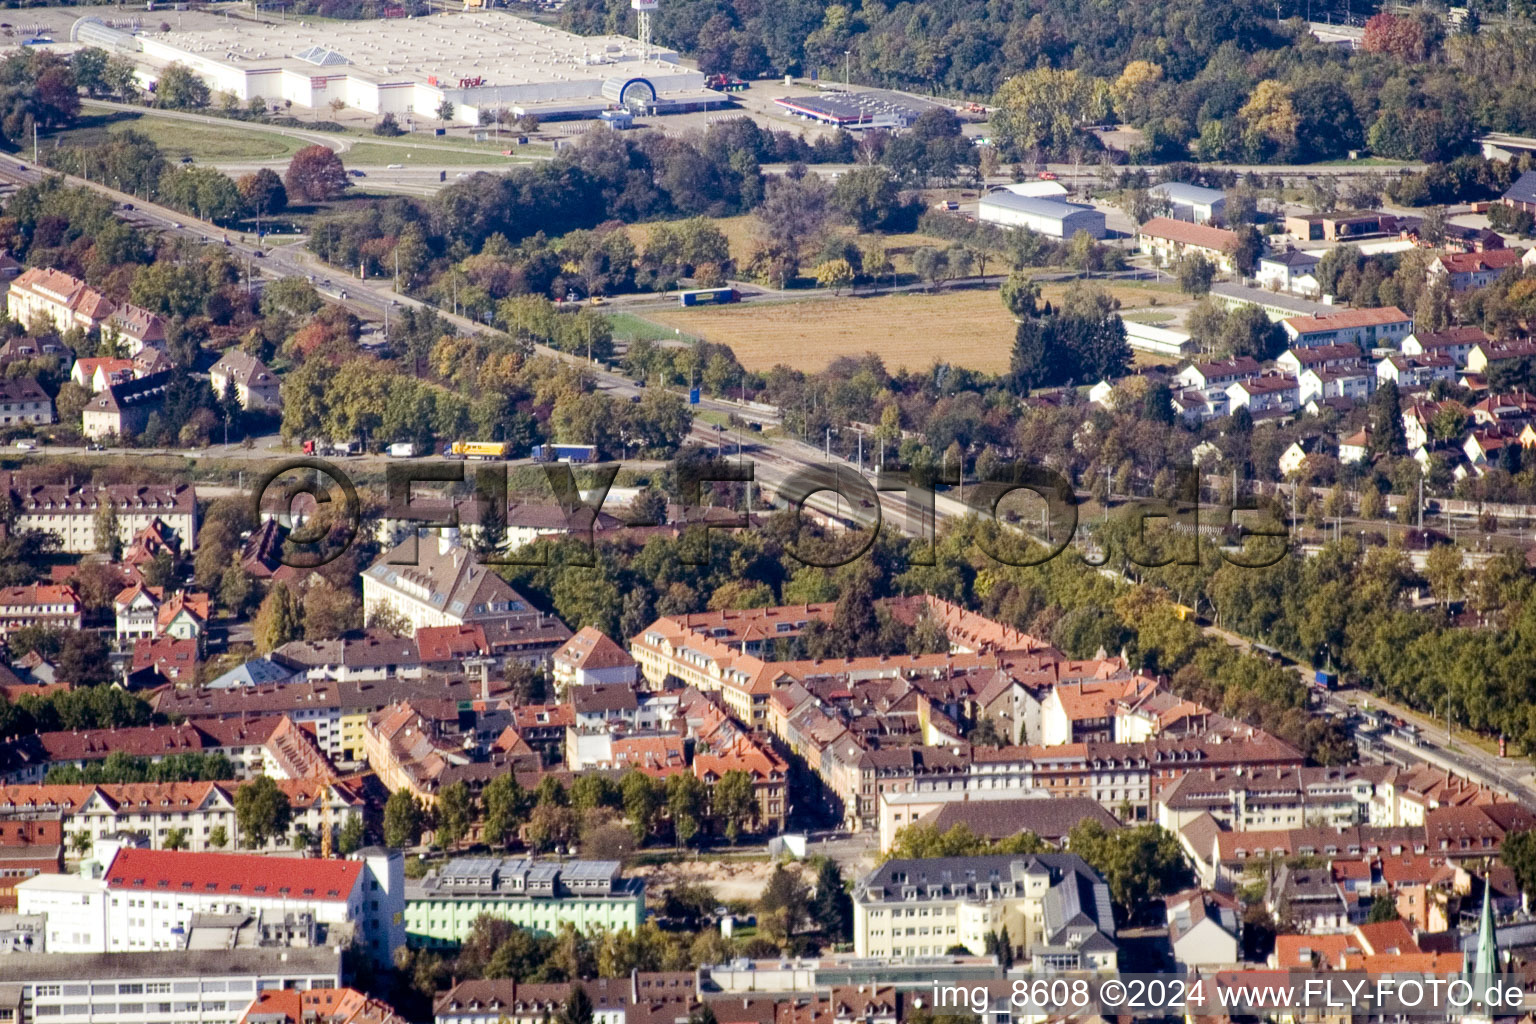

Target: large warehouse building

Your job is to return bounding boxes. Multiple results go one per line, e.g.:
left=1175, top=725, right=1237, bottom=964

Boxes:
left=977, top=192, right=1106, bottom=239
left=70, top=11, right=722, bottom=123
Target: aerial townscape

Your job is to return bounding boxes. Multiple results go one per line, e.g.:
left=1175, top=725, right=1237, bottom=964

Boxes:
left=6, top=0, right=1536, bottom=1022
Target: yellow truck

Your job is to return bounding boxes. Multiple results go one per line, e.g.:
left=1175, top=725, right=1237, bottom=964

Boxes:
left=445, top=440, right=511, bottom=460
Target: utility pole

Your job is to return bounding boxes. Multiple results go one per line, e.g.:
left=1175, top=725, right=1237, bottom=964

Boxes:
left=32, top=122, right=38, bottom=165
left=843, top=50, right=851, bottom=88
left=1417, top=473, right=1424, bottom=531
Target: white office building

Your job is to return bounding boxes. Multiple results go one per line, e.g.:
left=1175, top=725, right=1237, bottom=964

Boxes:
left=18, top=843, right=405, bottom=966
left=0, top=947, right=341, bottom=1024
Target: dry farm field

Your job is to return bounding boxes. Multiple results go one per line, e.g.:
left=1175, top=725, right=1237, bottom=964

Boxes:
left=645, top=281, right=1179, bottom=373
left=648, top=289, right=1017, bottom=372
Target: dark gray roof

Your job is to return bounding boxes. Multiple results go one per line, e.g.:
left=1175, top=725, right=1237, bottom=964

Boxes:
left=1262, top=249, right=1321, bottom=269
left=1503, top=169, right=1536, bottom=205
left=272, top=635, right=420, bottom=670
left=0, top=945, right=341, bottom=981
left=860, top=852, right=1109, bottom=909
left=919, top=797, right=1121, bottom=842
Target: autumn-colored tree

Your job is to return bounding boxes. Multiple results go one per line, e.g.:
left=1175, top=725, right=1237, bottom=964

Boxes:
left=1362, top=12, right=1429, bottom=61
left=284, top=145, right=350, bottom=203
left=1238, top=80, right=1299, bottom=162
left=237, top=169, right=287, bottom=217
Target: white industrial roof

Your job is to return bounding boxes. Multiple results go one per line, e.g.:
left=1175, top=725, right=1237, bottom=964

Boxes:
left=142, top=10, right=692, bottom=94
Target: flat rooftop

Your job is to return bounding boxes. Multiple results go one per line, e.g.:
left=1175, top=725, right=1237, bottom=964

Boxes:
left=0, top=946, right=341, bottom=981
left=141, top=10, right=699, bottom=94
left=774, top=88, right=947, bottom=127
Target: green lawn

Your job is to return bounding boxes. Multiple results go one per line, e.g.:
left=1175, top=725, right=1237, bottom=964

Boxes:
left=58, top=112, right=310, bottom=162
left=608, top=311, right=685, bottom=343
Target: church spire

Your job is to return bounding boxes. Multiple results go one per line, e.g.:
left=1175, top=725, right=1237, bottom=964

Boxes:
left=1469, top=872, right=1498, bottom=980
left=1463, top=871, right=1500, bottom=1024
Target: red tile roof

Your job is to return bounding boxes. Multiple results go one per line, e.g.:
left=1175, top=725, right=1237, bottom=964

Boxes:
left=105, top=847, right=362, bottom=900
left=415, top=624, right=490, bottom=662
left=1283, top=306, right=1411, bottom=333
left=1138, top=217, right=1240, bottom=251
left=555, top=626, right=637, bottom=671
left=1437, top=249, right=1522, bottom=274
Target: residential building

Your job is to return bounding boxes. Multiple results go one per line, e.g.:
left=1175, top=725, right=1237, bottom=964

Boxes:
left=1256, top=250, right=1322, bottom=295
left=552, top=627, right=640, bottom=690
left=1278, top=437, right=1322, bottom=477
left=114, top=586, right=209, bottom=645
left=1376, top=353, right=1456, bottom=389
left=404, top=857, right=644, bottom=949
left=1226, top=374, right=1300, bottom=415
left=1136, top=218, right=1239, bottom=271
left=0, top=474, right=198, bottom=554
left=5, top=267, right=115, bottom=334
left=1165, top=889, right=1241, bottom=968
left=1282, top=307, right=1413, bottom=348
left=0, top=716, right=340, bottom=785
left=1297, top=366, right=1374, bottom=406
left=1172, top=357, right=1262, bottom=391
left=878, top=794, right=1119, bottom=854
left=107, top=304, right=167, bottom=355
left=976, top=194, right=1105, bottom=239
left=1039, top=676, right=1155, bottom=745
left=1466, top=338, right=1536, bottom=375
left=0, top=946, right=342, bottom=1024
left=1150, top=182, right=1227, bottom=224
left=361, top=534, right=569, bottom=644
left=1338, top=429, right=1370, bottom=465
left=1401, top=326, right=1486, bottom=366
left=434, top=975, right=697, bottom=1024
left=1266, top=865, right=1349, bottom=933
left=0, top=780, right=364, bottom=854
left=18, top=844, right=405, bottom=964
left=239, top=988, right=408, bottom=1024
left=0, top=585, right=82, bottom=639
left=81, top=371, right=174, bottom=440
left=1276, top=344, right=1363, bottom=377
left=209, top=349, right=282, bottom=412
left=70, top=357, right=136, bottom=393
left=151, top=676, right=518, bottom=767
left=362, top=702, right=526, bottom=807
left=1427, top=249, right=1523, bottom=292
left=271, top=635, right=423, bottom=683
left=693, top=734, right=789, bottom=833
left=853, top=853, right=1117, bottom=970
left=1156, top=765, right=1398, bottom=833
left=0, top=377, right=53, bottom=426
left=130, top=636, right=199, bottom=684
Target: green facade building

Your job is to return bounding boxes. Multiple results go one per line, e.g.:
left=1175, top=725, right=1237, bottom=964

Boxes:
left=404, top=857, right=645, bottom=948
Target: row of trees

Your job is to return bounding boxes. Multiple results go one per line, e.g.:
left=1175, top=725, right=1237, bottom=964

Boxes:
left=384, top=763, right=771, bottom=852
